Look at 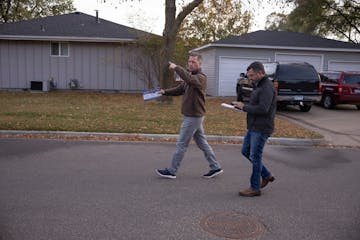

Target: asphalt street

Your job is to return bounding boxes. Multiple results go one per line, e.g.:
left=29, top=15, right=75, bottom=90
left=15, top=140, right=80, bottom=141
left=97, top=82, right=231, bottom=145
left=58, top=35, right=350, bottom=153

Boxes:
left=1, top=139, right=359, bottom=240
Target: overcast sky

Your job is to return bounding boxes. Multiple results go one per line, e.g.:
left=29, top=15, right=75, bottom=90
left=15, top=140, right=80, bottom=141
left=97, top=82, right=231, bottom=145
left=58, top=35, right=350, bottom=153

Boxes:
left=72, top=0, right=279, bottom=35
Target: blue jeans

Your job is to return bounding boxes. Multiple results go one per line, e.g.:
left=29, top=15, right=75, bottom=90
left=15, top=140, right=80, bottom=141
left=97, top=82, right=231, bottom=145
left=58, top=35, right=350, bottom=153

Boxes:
left=167, top=116, right=221, bottom=174
left=241, top=131, right=271, bottom=191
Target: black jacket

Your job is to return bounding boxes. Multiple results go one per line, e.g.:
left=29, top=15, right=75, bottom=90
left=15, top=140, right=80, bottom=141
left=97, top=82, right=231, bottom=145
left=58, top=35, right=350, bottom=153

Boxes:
left=243, top=76, right=276, bottom=134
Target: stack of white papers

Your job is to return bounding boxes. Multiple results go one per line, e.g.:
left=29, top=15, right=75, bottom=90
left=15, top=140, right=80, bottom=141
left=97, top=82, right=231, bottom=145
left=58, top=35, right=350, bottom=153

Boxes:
left=221, top=103, right=242, bottom=111
left=143, top=88, right=162, bottom=101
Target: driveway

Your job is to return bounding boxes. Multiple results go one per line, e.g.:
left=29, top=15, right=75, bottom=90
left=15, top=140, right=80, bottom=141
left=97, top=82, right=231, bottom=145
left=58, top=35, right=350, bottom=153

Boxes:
left=277, top=104, right=360, bottom=147
left=0, top=139, right=359, bottom=240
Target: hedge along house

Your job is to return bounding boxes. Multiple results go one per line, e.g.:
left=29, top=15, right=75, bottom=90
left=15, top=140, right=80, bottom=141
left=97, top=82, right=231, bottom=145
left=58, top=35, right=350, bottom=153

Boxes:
left=192, top=30, right=360, bottom=96
left=0, top=11, right=159, bottom=92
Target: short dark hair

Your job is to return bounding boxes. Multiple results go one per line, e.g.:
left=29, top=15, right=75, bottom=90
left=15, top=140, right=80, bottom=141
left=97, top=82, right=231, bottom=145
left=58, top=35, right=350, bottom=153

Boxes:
left=189, top=52, right=202, bottom=64
left=247, top=61, right=265, bottom=73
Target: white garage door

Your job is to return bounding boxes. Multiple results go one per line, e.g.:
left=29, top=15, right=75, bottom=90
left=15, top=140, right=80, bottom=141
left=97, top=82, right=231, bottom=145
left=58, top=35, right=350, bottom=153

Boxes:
left=275, top=53, right=323, bottom=71
left=218, top=57, right=269, bottom=96
left=328, top=61, right=360, bottom=71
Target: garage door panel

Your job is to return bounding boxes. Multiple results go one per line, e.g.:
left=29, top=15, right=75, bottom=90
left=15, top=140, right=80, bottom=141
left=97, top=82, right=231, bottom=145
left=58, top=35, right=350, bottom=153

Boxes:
left=328, top=61, right=360, bottom=71
left=275, top=53, right=322, bottom=71
left=218, top=57, right=268, bottom=96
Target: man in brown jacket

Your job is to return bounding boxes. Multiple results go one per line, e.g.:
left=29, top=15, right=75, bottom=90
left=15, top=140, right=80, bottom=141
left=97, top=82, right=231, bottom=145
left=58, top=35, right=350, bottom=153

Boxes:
left=156, top=52, right=223, bottom=179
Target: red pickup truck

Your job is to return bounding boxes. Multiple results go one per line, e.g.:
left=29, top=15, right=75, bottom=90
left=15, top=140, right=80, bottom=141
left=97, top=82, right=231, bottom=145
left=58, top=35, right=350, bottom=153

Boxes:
left=319, top=71, right=360, bottom=110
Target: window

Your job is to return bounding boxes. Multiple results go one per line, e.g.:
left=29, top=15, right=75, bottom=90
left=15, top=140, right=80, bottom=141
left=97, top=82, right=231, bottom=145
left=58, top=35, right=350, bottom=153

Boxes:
left=51, top=42, right=69, bottom=57
left=278, top=64, right=318, bottom=82
left=344, top=74, right=360, bottom=84
left=321, top=73, right=340, bottom=84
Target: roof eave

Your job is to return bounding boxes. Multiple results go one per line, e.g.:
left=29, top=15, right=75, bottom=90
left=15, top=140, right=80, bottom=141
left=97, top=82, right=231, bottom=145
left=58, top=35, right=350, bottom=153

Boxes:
left=193, top=43, right=360, bottom=53
left=0, top=35, right=137, bottom=43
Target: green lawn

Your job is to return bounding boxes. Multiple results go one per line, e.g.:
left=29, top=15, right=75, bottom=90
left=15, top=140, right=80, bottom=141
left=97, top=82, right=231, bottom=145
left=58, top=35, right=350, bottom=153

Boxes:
left=0, top=91, right=321, bottom=139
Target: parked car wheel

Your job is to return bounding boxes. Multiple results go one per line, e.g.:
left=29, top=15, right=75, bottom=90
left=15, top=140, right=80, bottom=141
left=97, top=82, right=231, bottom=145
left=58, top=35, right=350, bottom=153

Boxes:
left=356, top=105, right=360, bottom=110
left=299, top=104, right=312, bottom=112
left=323, top=94, right=335, bottom=109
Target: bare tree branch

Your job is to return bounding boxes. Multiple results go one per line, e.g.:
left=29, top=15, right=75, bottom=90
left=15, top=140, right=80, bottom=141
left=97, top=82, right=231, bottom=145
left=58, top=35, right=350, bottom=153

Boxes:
left=174, top=0, right=203, bottom=34
left=329, top=22, right=357, bottom=44
left=324, top=0, right=360, bottom=36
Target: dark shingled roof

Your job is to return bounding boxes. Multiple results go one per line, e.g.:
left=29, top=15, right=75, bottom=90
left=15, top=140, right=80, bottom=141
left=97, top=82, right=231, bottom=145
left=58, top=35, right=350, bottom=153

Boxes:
left=208, top=30, right=360, bottom=50
left=0, top=11, right=154, bottom=41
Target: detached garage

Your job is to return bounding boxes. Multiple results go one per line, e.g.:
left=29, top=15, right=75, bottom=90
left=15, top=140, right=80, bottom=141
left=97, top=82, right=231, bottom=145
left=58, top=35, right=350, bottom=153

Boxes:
left=193, top=30, right=360, bottom=96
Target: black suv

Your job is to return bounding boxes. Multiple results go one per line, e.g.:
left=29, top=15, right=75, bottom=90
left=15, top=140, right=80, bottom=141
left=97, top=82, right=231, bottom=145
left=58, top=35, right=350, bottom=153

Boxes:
left=236, top=62, right=321, bottom=112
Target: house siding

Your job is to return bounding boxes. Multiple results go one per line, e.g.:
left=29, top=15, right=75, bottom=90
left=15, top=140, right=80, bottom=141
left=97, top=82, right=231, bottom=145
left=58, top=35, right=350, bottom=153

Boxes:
left=199, top=49, right=216, bottom=96
left=0, top=40, right=154, bottom=91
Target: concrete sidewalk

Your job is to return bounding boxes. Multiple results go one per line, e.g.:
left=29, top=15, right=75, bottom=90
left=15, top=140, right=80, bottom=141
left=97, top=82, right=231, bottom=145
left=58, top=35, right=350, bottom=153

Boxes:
left=277, top=105, right=360, bottom=148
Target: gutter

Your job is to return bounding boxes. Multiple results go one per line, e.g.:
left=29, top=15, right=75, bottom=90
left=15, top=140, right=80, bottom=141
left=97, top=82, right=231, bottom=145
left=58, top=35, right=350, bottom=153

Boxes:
left=192, top=43, right=360, bottom=53
left=0, top=35, right=137, bottom=43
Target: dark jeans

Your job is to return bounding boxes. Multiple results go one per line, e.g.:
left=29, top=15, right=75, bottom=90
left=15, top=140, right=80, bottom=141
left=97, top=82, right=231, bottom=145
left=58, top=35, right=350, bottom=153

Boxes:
left=241, top=131, right=272, bottom=190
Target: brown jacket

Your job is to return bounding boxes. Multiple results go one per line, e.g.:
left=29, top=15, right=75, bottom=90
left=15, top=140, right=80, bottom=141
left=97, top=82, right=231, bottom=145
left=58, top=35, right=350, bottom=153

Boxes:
left=164, top=66, right=206, bottom=117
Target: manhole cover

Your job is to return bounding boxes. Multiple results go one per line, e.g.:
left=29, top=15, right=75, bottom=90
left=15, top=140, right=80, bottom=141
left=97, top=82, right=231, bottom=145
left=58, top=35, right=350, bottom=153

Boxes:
left=200, top=212, right=265, bottom=239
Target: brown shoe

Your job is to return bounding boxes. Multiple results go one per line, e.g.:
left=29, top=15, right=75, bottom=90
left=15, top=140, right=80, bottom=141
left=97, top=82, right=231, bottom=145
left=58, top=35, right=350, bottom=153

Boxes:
left=239, top=188, right=261, bottom=197
left=261, top=175, right=275, bottom=188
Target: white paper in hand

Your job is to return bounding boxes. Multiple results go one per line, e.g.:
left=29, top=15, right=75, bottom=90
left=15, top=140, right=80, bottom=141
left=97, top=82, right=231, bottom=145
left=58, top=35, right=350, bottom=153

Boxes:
left=143, top=88, right=162, bottom=101
left=221, top=103, right=242, bottom=111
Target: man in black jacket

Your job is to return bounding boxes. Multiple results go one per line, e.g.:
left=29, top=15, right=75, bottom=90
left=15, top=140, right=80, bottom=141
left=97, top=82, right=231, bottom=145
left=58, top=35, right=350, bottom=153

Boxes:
left=232, top=61, right=276, bottom=197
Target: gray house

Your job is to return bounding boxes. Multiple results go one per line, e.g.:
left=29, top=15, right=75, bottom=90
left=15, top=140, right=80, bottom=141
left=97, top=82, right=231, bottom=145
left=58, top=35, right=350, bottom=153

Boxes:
left=0, top=12, right=158, bottom=91
left=193, top=30, right=360, bottom=96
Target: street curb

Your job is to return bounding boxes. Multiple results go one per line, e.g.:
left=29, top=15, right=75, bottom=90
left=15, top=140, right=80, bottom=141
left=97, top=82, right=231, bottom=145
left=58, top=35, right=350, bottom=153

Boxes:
left=0, top=130, right=326, bottom=146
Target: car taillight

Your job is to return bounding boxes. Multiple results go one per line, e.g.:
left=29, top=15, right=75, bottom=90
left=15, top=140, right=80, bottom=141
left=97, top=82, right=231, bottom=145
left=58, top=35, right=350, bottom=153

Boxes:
left=273, top=81, right=279, bottom=92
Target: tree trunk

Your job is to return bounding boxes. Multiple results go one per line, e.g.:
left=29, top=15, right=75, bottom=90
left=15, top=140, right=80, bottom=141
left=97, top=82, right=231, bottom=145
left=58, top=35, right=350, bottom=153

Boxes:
left=160, top=0, right=204, bottom=93
left=160, top=0, right=177, bottom=92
